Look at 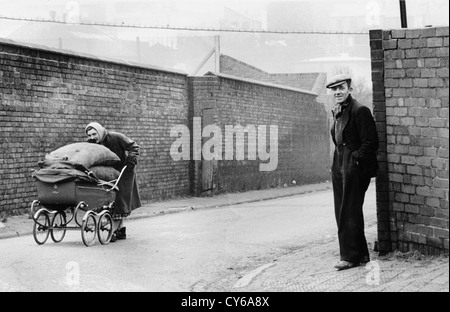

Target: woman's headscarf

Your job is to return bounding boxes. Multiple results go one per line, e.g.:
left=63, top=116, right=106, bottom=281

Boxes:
left=85, top=122, right=108, bottom=143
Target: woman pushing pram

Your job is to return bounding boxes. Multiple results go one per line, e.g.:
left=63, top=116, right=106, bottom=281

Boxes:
left=85, top=122, right=141, bottom=242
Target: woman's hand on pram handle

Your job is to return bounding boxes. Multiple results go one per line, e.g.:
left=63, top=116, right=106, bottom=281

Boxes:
left=105, top=166, right=127, bottom=192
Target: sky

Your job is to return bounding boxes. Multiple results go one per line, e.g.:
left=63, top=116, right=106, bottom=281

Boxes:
left=0, top=0, right=448, bottom=77
left=0, top=0, right=448, bottom=36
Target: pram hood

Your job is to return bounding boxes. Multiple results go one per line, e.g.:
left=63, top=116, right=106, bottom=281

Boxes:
left=32, top=161, right=99, bottom=184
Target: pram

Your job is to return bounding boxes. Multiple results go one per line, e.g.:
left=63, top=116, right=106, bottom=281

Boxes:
left=31, top=165, right=127, bottom=247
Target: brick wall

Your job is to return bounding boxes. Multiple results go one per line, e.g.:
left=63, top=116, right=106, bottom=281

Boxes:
left=220, top=54, right=332, bottom=159
left=189, top=72, right=330, bottom=195
left=370, top=27, right=449, bottom=255
left=0, top=39, right=191, bottom=216
left=0, top=39, right=331, bottom=217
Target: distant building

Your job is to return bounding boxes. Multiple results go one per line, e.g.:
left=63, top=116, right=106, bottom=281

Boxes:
left=294, top=53, right=371, bottom=82
left=266, top=0, right=448, bottom=32
left=3, top=0, right=447, bottom=82
left=7, top=22, right=125, bottom=60
left=220, top=54, right=326, bottom=96
left=219, top=7, right=263, bottom=30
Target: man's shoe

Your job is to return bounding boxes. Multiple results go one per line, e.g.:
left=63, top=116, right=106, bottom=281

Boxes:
left=334, top=261, right=359, bottom=271
left=360, top=256, right=370, bottom=264
left=116, top=227, right=126, bottom=240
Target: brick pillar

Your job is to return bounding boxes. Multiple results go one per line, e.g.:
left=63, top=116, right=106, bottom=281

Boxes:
left=370, top=27, right=449, bottom=255
left=370, top=29, right=393, bottom=255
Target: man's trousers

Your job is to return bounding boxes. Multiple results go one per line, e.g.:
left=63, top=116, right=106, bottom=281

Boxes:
left=332, top=145, right=371, bottom=263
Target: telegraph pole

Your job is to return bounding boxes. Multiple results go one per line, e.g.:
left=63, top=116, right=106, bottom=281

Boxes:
left=399, top=0, right=408, bottom=28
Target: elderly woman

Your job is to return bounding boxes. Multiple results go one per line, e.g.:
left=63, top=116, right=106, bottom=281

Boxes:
left=85, top=122, right=141, bottom=242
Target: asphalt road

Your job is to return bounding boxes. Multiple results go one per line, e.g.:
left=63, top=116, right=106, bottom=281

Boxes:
left=0, top=185, right=376, bottom=292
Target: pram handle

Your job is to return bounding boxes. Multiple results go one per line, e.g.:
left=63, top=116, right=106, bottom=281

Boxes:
left=105, top=166, right=127, bottom=192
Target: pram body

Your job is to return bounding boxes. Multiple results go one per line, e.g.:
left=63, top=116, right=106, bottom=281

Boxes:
left=31, top=164, right=126, bottom=246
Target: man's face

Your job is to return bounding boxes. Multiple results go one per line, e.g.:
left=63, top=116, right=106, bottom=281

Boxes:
left=331, top=82, right=351, bottom=104
left=87, top=129, right=100, bottom=143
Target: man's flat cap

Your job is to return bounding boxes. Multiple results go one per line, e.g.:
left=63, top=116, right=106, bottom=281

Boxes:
left=326, top=74, right=352, bottom=89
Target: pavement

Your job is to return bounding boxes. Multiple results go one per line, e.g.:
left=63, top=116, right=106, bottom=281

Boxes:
left=1, top=181, right=448, bottom=292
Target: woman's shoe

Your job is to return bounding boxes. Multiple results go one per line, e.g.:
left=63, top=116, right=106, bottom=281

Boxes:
left=116, top=227, right=126, bottom=240
left=110, top=232, right=117, bottom=243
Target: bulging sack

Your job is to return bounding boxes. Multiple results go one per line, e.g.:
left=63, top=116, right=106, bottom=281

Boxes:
left=89, top=165, right=120, bottom=181
left=45, top=142, right=120, bottom=168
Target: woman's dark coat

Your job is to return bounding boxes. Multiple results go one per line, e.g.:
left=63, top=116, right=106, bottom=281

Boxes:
left=101, top=131, right=141, bottom=215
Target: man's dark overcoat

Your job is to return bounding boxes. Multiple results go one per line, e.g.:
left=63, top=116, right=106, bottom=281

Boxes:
left=330, top=95, right=379, bottom=263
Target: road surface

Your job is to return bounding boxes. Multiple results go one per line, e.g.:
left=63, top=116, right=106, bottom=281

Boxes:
left=0, top=184, right=376, bottom=292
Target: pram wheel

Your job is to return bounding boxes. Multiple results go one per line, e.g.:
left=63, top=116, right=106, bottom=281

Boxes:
left=81, top=211, right=97, bottom=247
left=74, top=203, right=88, bottom=227
left=97, top=211, right=113, bottom=245
left=33, top=210, right=50, bottom=245
left=51, top=211, right=67, bottom=243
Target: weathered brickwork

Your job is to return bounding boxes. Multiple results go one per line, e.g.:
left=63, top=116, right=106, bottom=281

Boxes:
left=370, top=27, right=449, bottom=255
left=0, top=40, right=191, bottom=215
left=189, top=73, right=330, bottom=195
left=220, top=55, right=331, bottom=158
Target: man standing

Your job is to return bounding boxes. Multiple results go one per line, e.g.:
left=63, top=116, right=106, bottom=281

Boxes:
left=327, top=74, right=379, bottom=271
